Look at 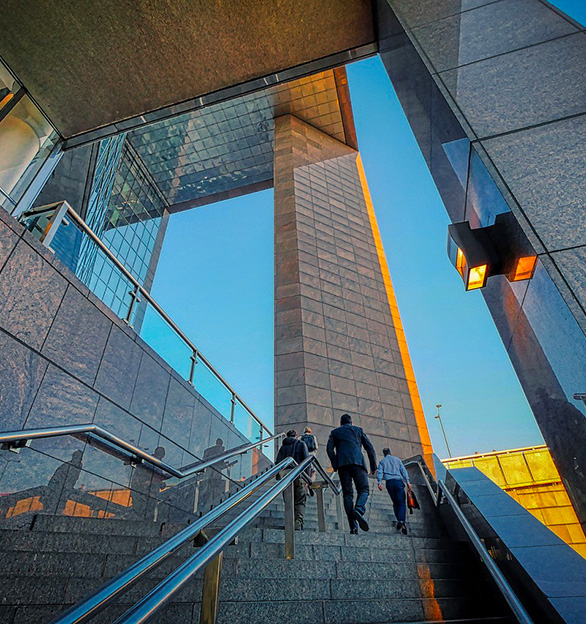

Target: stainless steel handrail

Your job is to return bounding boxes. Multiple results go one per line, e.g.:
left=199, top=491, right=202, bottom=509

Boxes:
left=114, top=456, right=315, bottom=624
left=312, top=458, right=341, bottom=494
left=50, top=456, right=296, bottom=624
left=19, top=201, right=271, bottom=438
left=0, top=424, right=283, bottom=480
left=405, top=458, right=533, bottom=624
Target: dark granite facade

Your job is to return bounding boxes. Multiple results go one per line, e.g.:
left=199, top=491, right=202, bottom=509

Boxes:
left=379, top=0, right=586, bottom=527
left=445, top=467, right=586, bottom=621
left=0, top=206, right=270, bottom=527
left=274, top=114, right=432, bottom=462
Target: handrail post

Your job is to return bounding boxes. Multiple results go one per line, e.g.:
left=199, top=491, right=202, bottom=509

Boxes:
left=124, top=285, right=141, bottom=327
left=230, top=393, right=236, bottom=424
left=200, top=551, right=223, bottom=624
left=335, top=490, right=344, bottom=531
left=39, top=201, right=69, bottom=249
left=316, top=484, right=326, bottom=533
left=189, top=350, right=198, bottom=387
left=283, top=481, right=295, bottom=559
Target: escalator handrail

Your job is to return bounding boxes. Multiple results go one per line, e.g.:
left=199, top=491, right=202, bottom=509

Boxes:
left=0, top=423, right=283, bottom=479
left=113, top=456, right=316, bottom=624
left=405, top=458, right=534, bottom=624
left=50, top=456, right=297, bottom=624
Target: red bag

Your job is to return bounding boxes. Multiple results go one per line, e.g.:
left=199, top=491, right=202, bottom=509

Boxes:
left=407, top=488, right=420, bottom=514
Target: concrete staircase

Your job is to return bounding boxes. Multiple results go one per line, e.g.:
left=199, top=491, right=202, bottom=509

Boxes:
left=0, top=468, right=512, bottom=624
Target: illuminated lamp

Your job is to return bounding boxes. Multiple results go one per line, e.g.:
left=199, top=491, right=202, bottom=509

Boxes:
left=510, top=255, right=537, bottom=282
left=447, top=213, right=537, bottom=291
left=447, top=221, right=494, bottom=291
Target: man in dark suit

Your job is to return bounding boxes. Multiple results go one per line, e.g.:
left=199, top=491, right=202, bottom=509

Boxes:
left=327, top=413, right=377, bottom=533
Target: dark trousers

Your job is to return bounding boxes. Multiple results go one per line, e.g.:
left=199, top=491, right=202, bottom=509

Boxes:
left=338, top=464, right=369, bottom=530
left=282, top=476, right=307, bottom=529
left=385, top=478, right=406, bottom=523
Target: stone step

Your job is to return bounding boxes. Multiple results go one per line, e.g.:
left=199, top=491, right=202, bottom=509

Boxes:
left=0, top=602, right=198, bottom=624
left=28, top=515, right=174, bottom=537
left=243, top=527, right=468, bottom=551
left=0, top=530, right=143, bottom=555
left=212, top=596, right=502, bottom=624
left=0, top=574, right=490, bottom=608
left=225, top=558, right=481, bottom=581
left=0, top=531, right=474, bottom=571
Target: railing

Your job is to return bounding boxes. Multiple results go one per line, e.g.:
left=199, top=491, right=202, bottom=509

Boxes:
left=51, top=454, right=338, bottom=624
left=18, top=201, right=272, bottom=445
left=0, top=424, right=282, bottom=480
left=404, top=456, right=534, bottom=624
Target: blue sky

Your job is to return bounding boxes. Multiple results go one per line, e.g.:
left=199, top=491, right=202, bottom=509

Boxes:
left=149, top=0, right=583, bottom=458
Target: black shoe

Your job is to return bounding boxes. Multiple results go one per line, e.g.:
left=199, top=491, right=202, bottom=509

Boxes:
left=350, top=528, right=358, bottom=535
left=354, top=509, right=370, bottom=532
left=400, top=522, right=408, bottom=535
left=396, top=522, right=401, bottom=531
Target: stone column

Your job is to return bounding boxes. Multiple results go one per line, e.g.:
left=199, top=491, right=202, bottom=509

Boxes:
left=274, top=114, right=432, bottom=462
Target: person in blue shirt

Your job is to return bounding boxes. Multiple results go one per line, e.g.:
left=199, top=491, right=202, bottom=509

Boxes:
left=377, top=447, right=412, bottom=534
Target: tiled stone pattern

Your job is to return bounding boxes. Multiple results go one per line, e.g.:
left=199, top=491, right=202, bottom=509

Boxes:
left=385, top=0, right=586, bottom=329
left=274, top=114, right=432, bottom=460
left=379, top=0, right=586, bottom=526
left=0, top=206, right=269, bottom=525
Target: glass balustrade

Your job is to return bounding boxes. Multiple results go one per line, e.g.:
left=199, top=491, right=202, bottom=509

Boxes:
left=19, top=203, right=273, bottom=448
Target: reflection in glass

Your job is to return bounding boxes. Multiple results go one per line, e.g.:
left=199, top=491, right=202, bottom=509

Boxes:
left=0, top=95, right=58, bottom=208
left=465, top=148, right=511, bottom=228
left=0, top=60, right=18, bottom=112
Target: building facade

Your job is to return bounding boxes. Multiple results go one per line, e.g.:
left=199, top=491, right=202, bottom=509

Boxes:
left=0, top=0, right=585, bottom=531
left=444, top=446, right=586, bottom=558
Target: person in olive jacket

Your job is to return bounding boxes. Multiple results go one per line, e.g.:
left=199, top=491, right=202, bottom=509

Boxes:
left=276, top=430, right=310, bottom=530
left=327, top=414, right=377, bottom=533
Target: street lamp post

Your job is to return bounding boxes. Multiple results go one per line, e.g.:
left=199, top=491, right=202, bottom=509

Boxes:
left=434, top=404, right=453, bottom=458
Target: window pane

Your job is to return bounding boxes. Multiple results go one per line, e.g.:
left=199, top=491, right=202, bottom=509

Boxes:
left=0, top=95, right=58, bottom=203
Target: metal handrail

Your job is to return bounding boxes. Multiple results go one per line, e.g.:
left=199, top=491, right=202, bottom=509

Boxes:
left=50, top=456, right=297, bottom=624
left=405, top=458, right=533, bottom=624
left=19, top=201, right=271, bottom=438
left=114, top=456, right=316, bottom=624
left=312, top=458, right=341, bottom=494
left=0, top=424, right=283, bottom=480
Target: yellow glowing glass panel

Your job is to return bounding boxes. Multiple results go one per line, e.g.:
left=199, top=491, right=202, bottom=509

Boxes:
left=512, top=256, right=537, bottom=281
left=456, top=247, right=466, bottom=277
left=467, top=264, right=487, bottom=290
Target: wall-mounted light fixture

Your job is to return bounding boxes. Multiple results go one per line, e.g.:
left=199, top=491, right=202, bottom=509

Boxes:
left=447, top=213, right=537, bottom=291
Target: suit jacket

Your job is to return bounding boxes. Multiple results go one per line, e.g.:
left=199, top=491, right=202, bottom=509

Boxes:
left=326, top=424, right=377, bottom=473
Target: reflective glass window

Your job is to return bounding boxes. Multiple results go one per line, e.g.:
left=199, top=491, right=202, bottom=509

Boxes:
left=0, top=61, right=18, bottom=113
left=0, top=95, right=58, bottom=207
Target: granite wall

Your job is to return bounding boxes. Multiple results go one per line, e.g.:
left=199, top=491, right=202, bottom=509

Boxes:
left=378, top=0, right=586, bottom=527
left=0, top=206, right=269, bottom=526
left=274, top=114, right=432, bottom=462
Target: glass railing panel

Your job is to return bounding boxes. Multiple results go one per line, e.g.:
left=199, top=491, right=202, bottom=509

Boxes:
left=17, top=203, right=273, bottom=447
left=192, top=358, right=232, bottom=422
left=137, top=303, right=192, bottom=379
left=233, top=400, right=262, bottom=443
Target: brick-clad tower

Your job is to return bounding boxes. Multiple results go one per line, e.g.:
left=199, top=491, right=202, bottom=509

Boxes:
left=274, top=113, right=431, bottom=462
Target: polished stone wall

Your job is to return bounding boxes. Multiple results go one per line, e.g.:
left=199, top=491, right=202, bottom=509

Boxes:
left=0, top=207, right=268, bottom=526
left=274, top=114, right=432, bottom=461
left=378, top=0, right=586, bottom=526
